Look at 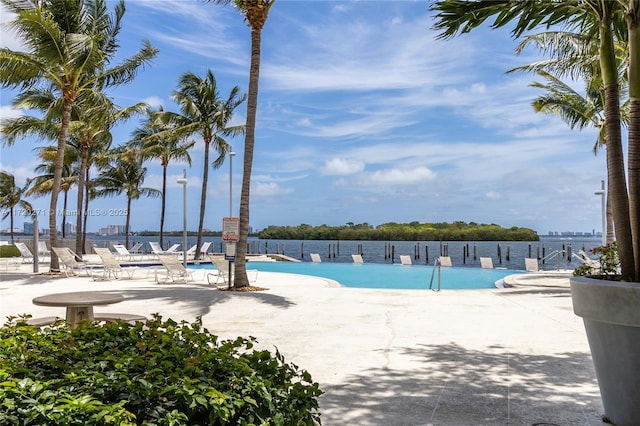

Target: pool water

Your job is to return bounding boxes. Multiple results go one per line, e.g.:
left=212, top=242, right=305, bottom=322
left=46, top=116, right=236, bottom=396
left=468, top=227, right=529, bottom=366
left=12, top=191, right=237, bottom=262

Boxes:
left=196, top=262, right=520, bottom=290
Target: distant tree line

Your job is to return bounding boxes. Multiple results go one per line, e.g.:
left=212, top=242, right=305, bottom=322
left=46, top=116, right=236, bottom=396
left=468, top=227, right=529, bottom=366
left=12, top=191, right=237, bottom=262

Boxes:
left=257, top=221, right=539, bottom=241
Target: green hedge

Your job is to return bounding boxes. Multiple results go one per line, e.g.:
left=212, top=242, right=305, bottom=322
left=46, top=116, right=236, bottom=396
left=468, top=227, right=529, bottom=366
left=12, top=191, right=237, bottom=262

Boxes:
left=0, top=315, right=323, bottom=425
left=0, top=245, right=21, bottom=258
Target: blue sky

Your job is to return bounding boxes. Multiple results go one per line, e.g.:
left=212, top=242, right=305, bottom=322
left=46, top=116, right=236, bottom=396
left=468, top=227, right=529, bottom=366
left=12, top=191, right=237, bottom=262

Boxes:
left=1, top=0, right=607, bottom=235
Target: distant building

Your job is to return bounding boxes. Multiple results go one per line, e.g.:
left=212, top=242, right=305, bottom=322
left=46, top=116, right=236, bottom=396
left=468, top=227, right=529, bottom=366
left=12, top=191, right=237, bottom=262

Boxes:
left=98, top=224, right=126, bottom=236
left=64, top=222, right=76, bottom=235
left=23, top=222, right=34, bottom=234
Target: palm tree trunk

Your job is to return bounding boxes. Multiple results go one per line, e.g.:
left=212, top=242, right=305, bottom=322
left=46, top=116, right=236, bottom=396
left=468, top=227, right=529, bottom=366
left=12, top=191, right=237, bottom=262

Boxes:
left=49, top=98, right=73, bottom=271
left=600, top=17, right=634, bottom=281
left=9, top=207, right=14, bottom=243
left=75, top=148, right=88, bottom=254
left=160, top=165, right=167, bottom=247
left=606, top=180, right=615, bottom=244
left=82, top=168, right=90, bottom=252
left=235, top=26, right=262, bottom=289
left=196, top=140, right=211, bottom=260
left=125, top=197, right=132, bottom=248
left=627, top=4, right=640, bottom=279
left=62, top=190, right=68, bottom=239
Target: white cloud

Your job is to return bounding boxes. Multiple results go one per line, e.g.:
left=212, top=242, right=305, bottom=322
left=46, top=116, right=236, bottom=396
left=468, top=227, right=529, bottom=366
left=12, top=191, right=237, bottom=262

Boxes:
left=322, top=158, right=365, bottom=176
left=0, top=105, right=23, bottom=119
left=361, top=166, right=436, bottom=185
left=142, top=96, right=164, bottom=109
left=485, top=191, right=502, bottom=200
left=252, top=182, right=294, bottom=197
left=0, top=6, right=25, bottom=51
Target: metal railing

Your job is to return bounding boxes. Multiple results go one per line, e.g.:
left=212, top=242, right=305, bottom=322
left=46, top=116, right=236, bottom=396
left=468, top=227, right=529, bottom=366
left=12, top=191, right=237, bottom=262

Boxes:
left=428, top=257, right=442, bottom=291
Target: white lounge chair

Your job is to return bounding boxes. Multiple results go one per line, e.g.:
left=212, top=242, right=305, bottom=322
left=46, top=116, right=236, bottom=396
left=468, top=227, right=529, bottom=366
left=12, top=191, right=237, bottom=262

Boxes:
left=198, top=241, right=212, bottom=258
left=51, top=246, right=103, bottom=277
left=166, top=243, right=180, bottom=253
left=37, top=241, right=50, bottom=260
left=352, top=254, right=364, bottom=263
left=184, top=242, right=212, bottom=260
left=525, top=258, right=539, bottom=272
left=399, top=255, right=412, bottom=265
left=207, top=255, right=230, bottom=286
left=155, top=254, right=195, bottom=283
left=14, top=242, right=34, bottom=263
left=112, top=244, right=141, bottom=261
left=480, top=257, right=494, bottom=269
left=310, top=253, right=322, bottom=263
left=207, top=255, right=258, bottom=287
left=0, top=257, right=21, bottom=271
left=438, top=256, right=452, bottom=267
left=93, top=247, right=140, bottom=280
left=150, top=242, right=180, bottom=256
left=129, top=242, right=144, bottom=255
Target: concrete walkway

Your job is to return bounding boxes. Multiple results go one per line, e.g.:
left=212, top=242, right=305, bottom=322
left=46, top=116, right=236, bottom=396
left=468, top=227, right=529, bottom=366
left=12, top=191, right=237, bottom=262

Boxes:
left=0, top=263, right=604, bottom=425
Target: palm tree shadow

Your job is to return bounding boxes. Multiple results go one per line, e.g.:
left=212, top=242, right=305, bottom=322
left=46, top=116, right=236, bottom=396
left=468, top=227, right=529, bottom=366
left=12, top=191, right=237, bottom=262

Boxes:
left=319, top=343, right=603, bottom=425
left=120, top=286, right=295, bottom=319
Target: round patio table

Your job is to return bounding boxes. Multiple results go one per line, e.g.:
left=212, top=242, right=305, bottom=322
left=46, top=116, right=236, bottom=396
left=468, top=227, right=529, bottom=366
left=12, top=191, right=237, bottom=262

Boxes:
left=33, top=291, right=125, bottom=329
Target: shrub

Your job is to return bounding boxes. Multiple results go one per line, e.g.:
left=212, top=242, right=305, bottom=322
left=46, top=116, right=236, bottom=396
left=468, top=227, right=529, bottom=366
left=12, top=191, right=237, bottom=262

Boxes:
left=0, top=315, right=323, bottom=425
left=573, top=242, right=620, bottom=279
left=0, top=244, right=20, bottom=258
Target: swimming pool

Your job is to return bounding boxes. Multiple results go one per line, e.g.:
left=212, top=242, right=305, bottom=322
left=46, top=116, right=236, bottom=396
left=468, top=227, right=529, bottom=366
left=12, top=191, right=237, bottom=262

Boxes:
left=197, top=262, right=520, bottom=290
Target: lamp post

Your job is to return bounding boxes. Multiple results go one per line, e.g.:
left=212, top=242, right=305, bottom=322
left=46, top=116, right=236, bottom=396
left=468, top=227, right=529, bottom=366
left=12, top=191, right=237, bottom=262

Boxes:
left=229, top=150, right=235, bottom=216
left=32, top=213, right=39, bottom=273
left=594, top=179, right=606, bottom=245
left=228, top=150, right=236, bottom=287
left=177, top=169, right=188, bottom=267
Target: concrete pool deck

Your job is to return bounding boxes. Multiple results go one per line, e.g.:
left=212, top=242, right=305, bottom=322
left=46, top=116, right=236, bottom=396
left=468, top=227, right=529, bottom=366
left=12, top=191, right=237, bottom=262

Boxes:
left=1, top=262, right=604, bottom=425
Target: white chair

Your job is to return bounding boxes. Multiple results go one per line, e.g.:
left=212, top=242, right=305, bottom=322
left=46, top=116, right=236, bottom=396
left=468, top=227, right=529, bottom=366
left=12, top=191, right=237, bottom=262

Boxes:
left=14, top=242, right=34, bottom=263
left=156, top=254, right=196, bottom=283
left=525, top=258, right=539, bottom=272
left=399, top=255, right=412, bottom=265
left=207, top=255, right=258, bottom=287
left=0, top=257, right=21, bottom=271
left=166, top=243, right=181, bottom=253
left=93, top=247, right=140, bottom=280
left=438, top=256, right=452, bottom=267
left=184, top=242, right=211, bottom=260
left=129, top=242, right=143, bottom=255
left=51, top=246, right=103, bottom=277
left=37, top=241, right=50, bottom=260
left=112, top=244, right=141, bottom=261
left=149, top=242, right=180, bottom=256
left=352, top=254, right=364, bottom=264
left=310, top=253, right=322, bottom=263
left=480, top=257, right=494, bottom=269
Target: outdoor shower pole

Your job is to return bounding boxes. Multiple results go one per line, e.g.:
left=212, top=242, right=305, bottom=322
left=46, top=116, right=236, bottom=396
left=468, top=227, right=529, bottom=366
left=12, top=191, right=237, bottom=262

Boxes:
left=594, top=180, right=605, bottom=245
left=229, top=150, right=235, bottom=287
left=177, top=169, right=188, bottom=267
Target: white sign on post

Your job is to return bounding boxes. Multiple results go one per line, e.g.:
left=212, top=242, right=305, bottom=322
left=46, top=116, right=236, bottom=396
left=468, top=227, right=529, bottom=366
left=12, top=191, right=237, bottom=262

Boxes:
left=222, top=217, right=240, bottom=242
left=222, top=217, right=239, bottom=262
left=225, top=242, right=236, bottom=261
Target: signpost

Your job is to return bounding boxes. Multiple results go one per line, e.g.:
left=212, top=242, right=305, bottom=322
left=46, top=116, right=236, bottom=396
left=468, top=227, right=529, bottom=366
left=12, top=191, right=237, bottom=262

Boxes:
left=222, top=217, right=239, bottom=288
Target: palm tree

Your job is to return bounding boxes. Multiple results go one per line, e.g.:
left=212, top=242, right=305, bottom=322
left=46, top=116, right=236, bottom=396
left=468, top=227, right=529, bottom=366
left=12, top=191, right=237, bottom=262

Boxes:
left=92, top=148, right=161, bottom=248
left=164, top=70, right=245, bottom=259
left=0, top=0, right=157, bottom=271
left=0, top=171, right=33, bottom=243
left=508, top=31, right=630, bottom=244
left=69, top=93, right=147, bottom=254
left=431, top=0, right=639, bottom=280
left=27, top=146, right=79, bottom=238
left=210, top=0, right=275, bottom=289
left=132, top=107, right=195, bottom=247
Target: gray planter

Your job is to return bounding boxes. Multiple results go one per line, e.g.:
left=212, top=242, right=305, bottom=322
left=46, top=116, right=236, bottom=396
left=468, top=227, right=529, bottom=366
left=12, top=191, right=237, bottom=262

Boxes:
left=570, top=276, right=640, bottom=426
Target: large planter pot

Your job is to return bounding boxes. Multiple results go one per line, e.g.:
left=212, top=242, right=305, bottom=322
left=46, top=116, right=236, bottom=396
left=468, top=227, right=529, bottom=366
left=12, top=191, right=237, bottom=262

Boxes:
left=570, top=276, right=640, bottom=425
